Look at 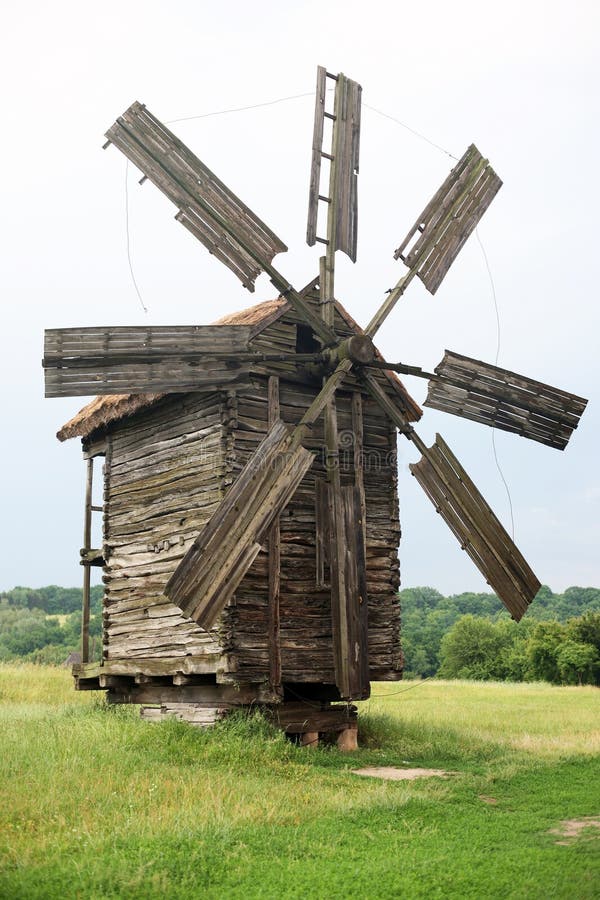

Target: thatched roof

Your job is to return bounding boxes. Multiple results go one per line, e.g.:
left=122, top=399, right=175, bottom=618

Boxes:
left=57, top=297, right=420, bottom=442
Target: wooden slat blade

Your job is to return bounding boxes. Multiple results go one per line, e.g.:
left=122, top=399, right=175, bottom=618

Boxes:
left=306, top=69, right=361, bottom=261
left=425, top=350, right=588, bottom=450
left=106, top=102, right=287, bottom=292
left=394, top=145, right=502, bottom=294
left=43, top=325, right=252, bottom=397
left=410, top=434, right=540, bottom=620
left=306, top=66, right=327, bottom=248
left=165, top=420, right=314, bottom=630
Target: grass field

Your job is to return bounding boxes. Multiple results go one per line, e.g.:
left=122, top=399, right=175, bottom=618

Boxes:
left=0, top=665, right=598, bottom=898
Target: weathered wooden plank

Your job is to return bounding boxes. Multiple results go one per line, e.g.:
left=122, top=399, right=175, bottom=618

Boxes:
left=394, top=145, right=502, bottom=295
left=166, top=421, right=314, bottom=629
left=106, top=102, right=287, bottom=292
left=410, top=434, right=540, bottom=619
left=306, top=65, right=327, bottom=247
left=315, top=477, right=329, bottom=589
left=81, top=458, right=93, bottom=662
left=330, top=73, right=361, bottom=262
left=425, top=350, right=587, bottom=449
left=342, top=484, right=370, bottom=698
left=267, top=375, right=282, bottom=693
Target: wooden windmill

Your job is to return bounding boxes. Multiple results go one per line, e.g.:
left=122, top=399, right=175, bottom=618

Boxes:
left=44, top=67, right=586, bottom=736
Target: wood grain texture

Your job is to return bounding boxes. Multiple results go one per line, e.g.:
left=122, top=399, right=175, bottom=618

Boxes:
left=394, top=144, right=502, bottom=294
left=425, top=350, right=587, bottom=450
left=106, top=101, right=287, bottom=292
left=410, top=433, right=540, bottom=620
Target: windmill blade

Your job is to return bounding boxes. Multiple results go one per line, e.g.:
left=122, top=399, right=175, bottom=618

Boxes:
left=424, top=350, right=588, bottom=450
left=165, top=420, right=314, bottom=630
left=43, top=325, right=253, bottom=397
left=105, top=101, right=287, bottom=293
left=357, top=372, right=539, bottom=619
left=306, top=66, right=362, bottom=262
left=410, top=434, right=540, bottom=620
left=394, top=144, right=502, bottom=295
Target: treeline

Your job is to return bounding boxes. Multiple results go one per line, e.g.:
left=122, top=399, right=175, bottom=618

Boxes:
left=401, top=586, right=600, bottom=686
left=1, top=584, right=599, bottom=685
left=0, top=585, right=103, bottom=615
left=0, top=585, right=103, bottom=664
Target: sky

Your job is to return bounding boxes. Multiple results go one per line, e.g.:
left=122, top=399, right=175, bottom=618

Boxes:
left=1, top=0, right=598, bottom=595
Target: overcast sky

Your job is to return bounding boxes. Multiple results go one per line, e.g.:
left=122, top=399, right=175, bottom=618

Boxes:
left=1, top=0, right=598, bottom=595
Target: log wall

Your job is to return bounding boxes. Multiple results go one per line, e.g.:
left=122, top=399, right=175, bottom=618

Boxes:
left=220, top=308, right=402, bottom=685
left=101, top=393, right=228, bottom=660
left=97, top=305, right=402, bottom=684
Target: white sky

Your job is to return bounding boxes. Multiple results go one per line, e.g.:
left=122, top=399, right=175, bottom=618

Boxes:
left=1, top=0, right=598, bottom=594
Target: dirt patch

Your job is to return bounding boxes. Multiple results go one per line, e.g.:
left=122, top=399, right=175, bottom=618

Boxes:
left=479, top=795, right=498, bottom=805
left=351, top=766, right=453, bottom=781
left=549, top=816, right=600, bottom=845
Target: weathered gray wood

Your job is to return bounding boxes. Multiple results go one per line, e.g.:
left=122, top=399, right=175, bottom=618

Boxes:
left=267, top=376, right=282, bottom=693
left=330, top=73, right=361, bottom=262
left=410, top=433, right=540, bottom=620
left=165, top=420, right=314, bottom=629
left=394, top=145, right=502, bottom=295
left=306, top=66, right=327, bottom=247
left=43, top=325, right=254, bottom=397
left=315, top=477, right=329, bottom=588
left=352, top=391, right=367, bottom=559
left=106, top=102, right=287, bottom=292
left=424, top=350, right=587, bottom=449
left=81, top=458, right=93, bottom=663
left=324, top=396, right=350, bottom=696
left=342, top=485, right=370, bottom=698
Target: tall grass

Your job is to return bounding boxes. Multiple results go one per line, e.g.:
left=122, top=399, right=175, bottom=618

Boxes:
left=0, top=665, right=598, bottom=899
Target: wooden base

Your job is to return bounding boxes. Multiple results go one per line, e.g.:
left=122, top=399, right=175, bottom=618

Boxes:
left=73, top=661, right=361, bottom=747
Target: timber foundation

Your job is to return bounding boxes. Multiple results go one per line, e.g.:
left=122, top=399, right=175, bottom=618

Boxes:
left=74, top=661, right=359, bottom=749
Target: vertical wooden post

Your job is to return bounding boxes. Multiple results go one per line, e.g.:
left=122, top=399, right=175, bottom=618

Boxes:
left=267, top=376, right=282, bottom=695
left=352, top=392, right=367, bottom=557
left=81, top=458, right=93, bottom=663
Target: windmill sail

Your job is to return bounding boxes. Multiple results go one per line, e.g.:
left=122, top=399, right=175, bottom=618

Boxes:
left=306, top=67, right=361, bottom=261
left=43, top=325, right=252, bottom=397
left=425, top=350, right=588, bottom=450
left=410, top=434, right=540, bottom=620
left=165, top=420, right=314, bottom=630
left=394, top=144, right=502, bottom=294
left=106, top=102, right=287, bottom=292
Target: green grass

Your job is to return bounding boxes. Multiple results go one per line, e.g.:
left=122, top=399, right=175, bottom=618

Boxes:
left=0, top=665, right=598, bottom=898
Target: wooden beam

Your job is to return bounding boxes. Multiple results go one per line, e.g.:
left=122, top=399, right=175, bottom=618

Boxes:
left=81, top=458, right=93, bottom=663
left=267, top=375, right=282, bottom=694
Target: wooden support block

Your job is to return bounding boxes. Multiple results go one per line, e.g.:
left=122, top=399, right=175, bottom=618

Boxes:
left=337, top=726, right=358, bottom=752
left=301, top=731, right=319, bottom=748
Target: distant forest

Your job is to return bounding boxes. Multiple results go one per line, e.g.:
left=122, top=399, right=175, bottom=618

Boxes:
left=1, top=584, right=599, bottom=685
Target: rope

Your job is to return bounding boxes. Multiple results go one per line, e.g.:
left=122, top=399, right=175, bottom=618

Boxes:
left=476, top=229, right=515, bottom=541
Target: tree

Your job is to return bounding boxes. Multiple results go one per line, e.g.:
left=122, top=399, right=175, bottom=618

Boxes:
left=556, top=640, right=599, bottom=686
left=525, top=621, right=566, bottom=683
left=438, top=615, right=516, bottom=680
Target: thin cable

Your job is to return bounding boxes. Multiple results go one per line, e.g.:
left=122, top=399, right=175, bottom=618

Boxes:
left=166, top=91, right=316, bottom=124
left=125, top=160, right=148, bottom=314
left=370, top=676, right=431, bottom=698
left=363, top=103, right=458, bottom=160
left=476, top=229, right=515, bottom=541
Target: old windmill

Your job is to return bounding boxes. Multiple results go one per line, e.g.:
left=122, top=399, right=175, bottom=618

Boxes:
left=44, top=67, right=586, bottom=744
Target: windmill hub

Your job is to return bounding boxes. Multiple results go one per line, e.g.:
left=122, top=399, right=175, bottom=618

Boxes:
left=326, top=335, right=376, bottom=367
